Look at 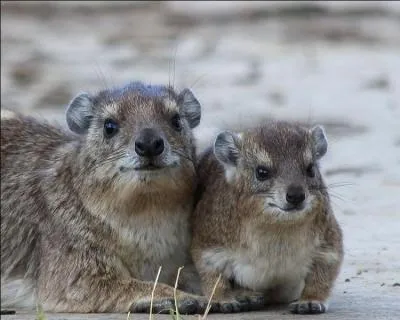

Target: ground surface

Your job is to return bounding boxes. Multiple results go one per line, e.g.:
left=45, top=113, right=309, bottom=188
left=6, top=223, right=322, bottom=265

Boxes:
left=1, top=1, right=400, bottom=319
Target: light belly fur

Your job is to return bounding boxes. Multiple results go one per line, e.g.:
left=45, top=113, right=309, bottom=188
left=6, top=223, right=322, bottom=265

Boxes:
left=201, top=232, right=316, bottom=295
left=107, top=209, right=192, bottom=284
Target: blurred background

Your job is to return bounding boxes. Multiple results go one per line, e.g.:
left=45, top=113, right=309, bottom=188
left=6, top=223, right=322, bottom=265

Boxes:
left=1, top=1, right=400, bottom=316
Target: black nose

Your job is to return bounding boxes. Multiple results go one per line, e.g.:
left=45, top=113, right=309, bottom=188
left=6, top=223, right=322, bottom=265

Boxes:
left=135, top=128, right=164, bottom=157
left=286, top=185, right=306, bottom=206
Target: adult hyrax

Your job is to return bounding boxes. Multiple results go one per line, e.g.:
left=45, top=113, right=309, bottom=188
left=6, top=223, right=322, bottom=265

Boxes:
left=1, top=81, right=209, bottom=314
left=191, top=120, right=344, bottom=314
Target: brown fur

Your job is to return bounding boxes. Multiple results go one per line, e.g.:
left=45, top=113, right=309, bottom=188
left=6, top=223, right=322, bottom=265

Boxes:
left=191, top=120, right=344, bottom=314
left=0, top=85, right=212, bottom=314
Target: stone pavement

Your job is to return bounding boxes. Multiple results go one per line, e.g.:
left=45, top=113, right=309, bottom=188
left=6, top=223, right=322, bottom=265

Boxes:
left=2, top=288, right=400, bottom=320
left=1, top=2, right=399, bottom=319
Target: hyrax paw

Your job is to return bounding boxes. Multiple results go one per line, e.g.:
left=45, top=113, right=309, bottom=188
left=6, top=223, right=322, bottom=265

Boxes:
left=131, top=296, right=213, bottom=315
left=289, top=300, right=327, bottom=314
left=215, top=291, right=265, bottom=313
left=233, top=291, right=265, bottom=312
left=131, top=297, right=174, bottom=314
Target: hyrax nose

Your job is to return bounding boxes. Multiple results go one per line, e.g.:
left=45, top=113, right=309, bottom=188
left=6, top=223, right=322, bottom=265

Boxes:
left=135, top=128, right=165, bottom=157
left=286, top=184, right=306, bottom=206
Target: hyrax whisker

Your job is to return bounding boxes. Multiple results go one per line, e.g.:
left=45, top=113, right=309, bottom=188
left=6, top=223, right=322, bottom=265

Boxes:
left=328, top=192, right=347, bottom=203
left=93, top=61, right=109, bottom=92
left=172, top=44, right=178, bottom=90
left=310, top=185, right=350, bottom=203
left=327, top=182, right=355, bottom=189
left=189, top=73, right=208, bottom=90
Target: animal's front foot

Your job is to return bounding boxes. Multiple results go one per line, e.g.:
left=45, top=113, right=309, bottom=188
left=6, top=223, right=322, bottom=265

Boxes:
left=289, top=300, right=327, bottom=314
left=213, top=290, right=265, bottom=313
left=130, top=296, right=214, bottom=315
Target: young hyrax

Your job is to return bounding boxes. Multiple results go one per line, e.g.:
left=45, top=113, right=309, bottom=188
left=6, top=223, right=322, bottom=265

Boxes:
left=1, top=82, right=213, bottom=314
left=191, top=120, right=344, bottom=314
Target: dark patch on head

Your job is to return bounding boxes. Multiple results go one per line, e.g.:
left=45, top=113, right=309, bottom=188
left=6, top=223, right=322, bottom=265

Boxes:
left=93, top=81, right=176, bottom=107
left=130, top=82, right=168, bottom=96
left=107, top=81, right=173, bottom=100
left=254, top=121, right=309, bottom=164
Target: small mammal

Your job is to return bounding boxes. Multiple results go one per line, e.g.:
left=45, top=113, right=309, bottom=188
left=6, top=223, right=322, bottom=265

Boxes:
left=191, top=120, right=344, bottom=314
left=1, top=82, right=212, bottom=314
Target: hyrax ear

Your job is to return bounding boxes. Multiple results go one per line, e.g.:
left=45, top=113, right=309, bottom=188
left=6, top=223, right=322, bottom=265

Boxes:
left=310, top=125, right=328, bottom=160
left=214, top=131, right=241, bottom=167
left=66, top=92, right=94, bottom=134
left=178, top=88, right=201, bottom=129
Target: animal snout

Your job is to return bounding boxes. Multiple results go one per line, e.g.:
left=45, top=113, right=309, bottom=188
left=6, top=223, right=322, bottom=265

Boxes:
left=286, top=184, right=306, bottom=206
left=135, top=128, right=165, bottom=157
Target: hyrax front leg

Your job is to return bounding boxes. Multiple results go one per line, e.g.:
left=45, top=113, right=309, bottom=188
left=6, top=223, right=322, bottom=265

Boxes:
left=129, top=280, right=209, bottom=315
left=38, top=253, right=213, bottom=314
left=289, top=249, right=342, bottom=314
left=41, top=275, right=212, bottom=314
left=199, top=271, right=265, bottom=313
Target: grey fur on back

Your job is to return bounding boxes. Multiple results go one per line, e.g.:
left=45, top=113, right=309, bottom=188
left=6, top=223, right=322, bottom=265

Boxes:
left=1, top=116, right=74, bottom=307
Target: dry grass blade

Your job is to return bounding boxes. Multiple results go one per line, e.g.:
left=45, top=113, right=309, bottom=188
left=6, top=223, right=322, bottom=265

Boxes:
left=173, top=266, right=185, bottom=320
left=150, top=266, right=162, bottom=320
left=36, top=304, right=47, bottom=320
left=201, top=273, right=221, bottom=320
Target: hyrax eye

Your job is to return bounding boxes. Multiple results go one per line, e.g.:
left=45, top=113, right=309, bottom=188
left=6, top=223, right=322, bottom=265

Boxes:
left=256, top=166, right=270, bottom=181
left=306, top=163, right=316, bottom=178
left=171, top=113, right=182, bottom=131
left=104, top=119, right=119, bottom=138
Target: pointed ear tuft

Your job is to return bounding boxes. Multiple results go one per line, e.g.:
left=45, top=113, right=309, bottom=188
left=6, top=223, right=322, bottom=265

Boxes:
left=178, top=88, right=201, bottom=129
left=310, top=125, right=328, bottom=160
left=66, top=92, right=94, bottom=134
left=214, top=131, right=241, bottom=167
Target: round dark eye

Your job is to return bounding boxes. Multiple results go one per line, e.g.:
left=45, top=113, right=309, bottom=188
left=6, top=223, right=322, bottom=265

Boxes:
left=171, top=113, right=182, bottom=131
left=256, top=166, right=270, bottom=181
left=307, top=163, right=315, bottom=178
left=104, top=119, right=119, bottom=138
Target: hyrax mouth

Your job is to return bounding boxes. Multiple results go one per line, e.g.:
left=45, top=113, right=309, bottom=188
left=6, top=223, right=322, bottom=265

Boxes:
left=134, top=161, right=179, bottom=172
left=268, top=202, right=305, bottom=212
left=120, top=163, right=163, bottom=173
left=135, top=163, right=163, bottom=171
left=119, top=159, right=179, bottom=173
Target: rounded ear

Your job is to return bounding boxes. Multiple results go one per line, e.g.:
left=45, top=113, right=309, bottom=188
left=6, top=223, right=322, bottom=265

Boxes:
left=66, top=92, right=94, bottom=134
left=178, top=88, right=201, bottom=129
left=214, top=131, right=241, bottom=167
left=310, top=125, right=328, bottom=160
